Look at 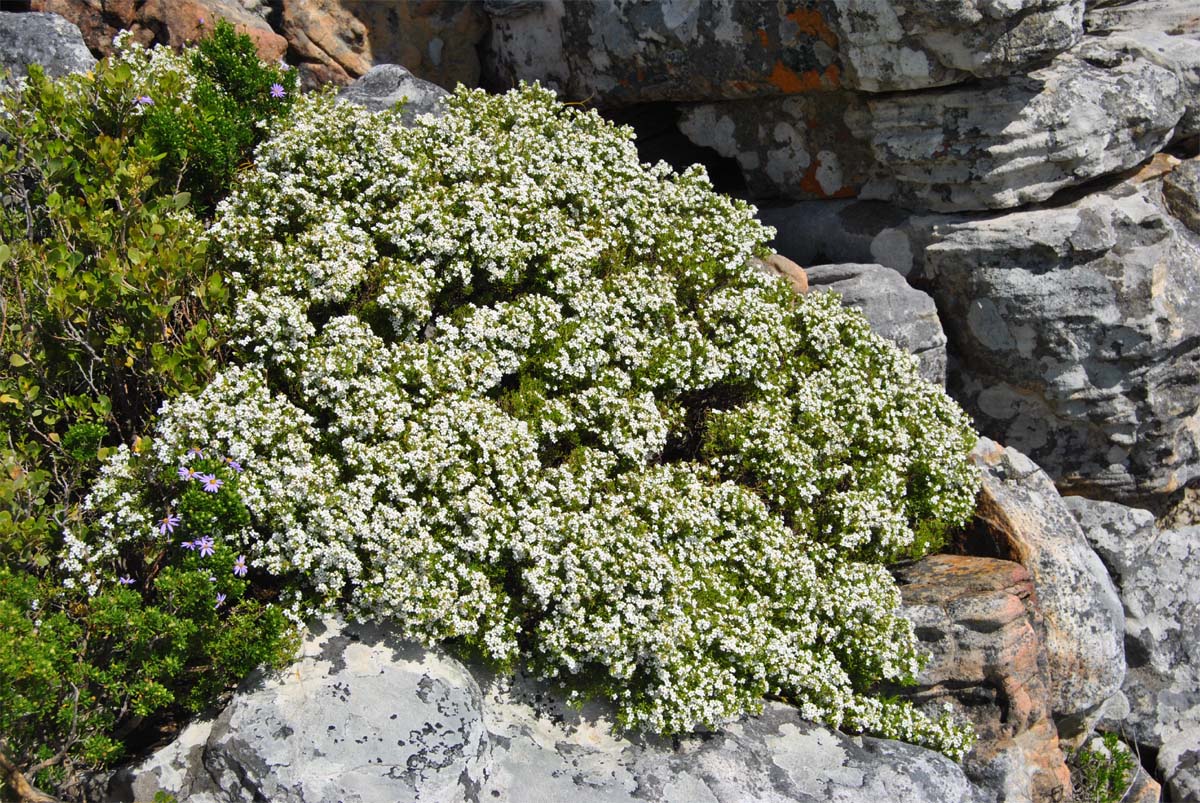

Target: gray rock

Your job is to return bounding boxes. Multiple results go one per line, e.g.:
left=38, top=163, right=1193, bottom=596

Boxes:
left=681, top=49, right=1183, bottom=211
left=0, top=11, right=95, bottom=82
left=969, top=439, right=1126, bottom=724
left=805, top=263, right=947, bottom=386
left=484, top=0, right=1082, bottom=104
left=335, top=63, right=449, bottom=122
left=110, top=619, right=985, bottom=803
left=1165, top=158, right=1200, bottom=234
left=1085, top=0, right=1200, bottom=38
left=1064, top=496, right=1200, bottom=798
left=766, top=158, right=1200, bottom=504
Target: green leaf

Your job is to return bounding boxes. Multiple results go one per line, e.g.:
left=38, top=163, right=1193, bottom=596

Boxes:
left=8, top=353, right=28, bottom=368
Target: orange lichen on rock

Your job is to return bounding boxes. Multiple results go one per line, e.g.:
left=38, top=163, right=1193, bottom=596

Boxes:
left=768, top=61, right=840, bottom=93
left=786, top=8, right=839, bottom=48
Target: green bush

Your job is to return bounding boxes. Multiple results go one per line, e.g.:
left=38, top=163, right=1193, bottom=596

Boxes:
left=1073, top=732, right=1137, bottom=803
left=78, top=85, right=981, bottom=757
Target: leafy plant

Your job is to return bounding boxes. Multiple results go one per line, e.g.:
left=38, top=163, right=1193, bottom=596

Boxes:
left=79, top=84, right=981, bottom=758
left=1073, top=732, right=1137, bottom=803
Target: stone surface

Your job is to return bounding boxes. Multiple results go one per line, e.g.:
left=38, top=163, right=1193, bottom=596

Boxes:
left=30, top=0, right=287, bottom=61
left=680, top=48, right=1183, bottom=211
left=1085, top=0, right=1200, bottom=38
left=967, top=439, right=1126, bottom=725
left=0, top=10, right=96, bottom=81
left=484, top=0, right=1083, bottom=105
left=805, top=263, right=947, bottom=386
left=1165, top=158, right=1200, bottom=234
left=108, top=619, right=986, bottom=803
left=765, top=156, right=1200, bottom=503
left=282, top=0, right=487, bottom=90
left=753, top=252, right=810, bottom=295
left=1064, top=496, right=1200, bottom=799
left=335, top=63, right=449, bottom=122
left=894, top=555, right=1072, bottom=803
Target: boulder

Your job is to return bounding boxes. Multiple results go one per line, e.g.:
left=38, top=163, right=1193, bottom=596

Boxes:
left=1164, top=158, right=1200, bottom=234
left=805, top=263, right=947, bottom=386
left=30, top=0, right=287, bottom=62
left=1084, top=0, right=1200, bottom=38
left=894, top=555, right=1073, bottom=803
left=967, top=439, right=1126, bottom=726
left=281, top=0, right=487, bottom=90
left=107, top=619, right=986, bottom=803
left=0, top=11, right=95, bottom=81
left=763, top=157, right=1200, bottom=504
left=335, top=63, right=449, bottom=122
left=679, top=49, right=1183, bottom=211
left=1064, top=496, right=1200, bottom=798
left=484, top=0, right=1083, bottom=105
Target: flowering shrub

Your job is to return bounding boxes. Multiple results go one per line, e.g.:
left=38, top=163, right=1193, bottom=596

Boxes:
left=76, top=85, right=980, bottom=757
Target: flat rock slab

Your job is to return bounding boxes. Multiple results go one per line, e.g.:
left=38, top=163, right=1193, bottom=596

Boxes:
left=336, top=63, right=450, bottom=122
left=681, top=46, right=1182, bottom=211
left=484, top=0, right=1083, bottom=104
left=0, top=11, right=95, bottom=81
left=108, top=619, right=985, bottom=803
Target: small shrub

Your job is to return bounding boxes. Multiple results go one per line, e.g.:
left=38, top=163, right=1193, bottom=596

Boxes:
left=1073, top=732, right=1137, bottom=803
left=78, top=84, right=980, bottom=757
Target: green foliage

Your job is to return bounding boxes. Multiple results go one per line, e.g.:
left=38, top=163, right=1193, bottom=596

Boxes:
left=142, top=19, right=298, bottom=214
left=1073, top=732, right=1137, bottom=803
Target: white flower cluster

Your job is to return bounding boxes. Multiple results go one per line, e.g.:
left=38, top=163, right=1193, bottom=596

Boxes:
left=78, top=85, right=979, bottom=757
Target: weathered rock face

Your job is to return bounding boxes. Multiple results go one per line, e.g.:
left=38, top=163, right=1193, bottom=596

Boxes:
left=484, top=0, right=1083, bottom=105
left=1165, top=158, right=1200, bottom=234
left=281, top=0, right=487, bottom=89
left=967, top=439, right=1126, bottom=725
left=30, top=0, right=287, bottom=62
left=0, top=10, right=96, bottom=80
left=805, top=263, right=947, bottom=386
left=108, top=619, right=985, bottom=803
left=681, top=48, right=1183, bottom=211
left=1064, top=496, right=1200, bottom=799
left=894, top=555, right=1072, bottom=803
left=335, top=63, right=449, bottom=122
left=762, top=156, right=1200, bottom=504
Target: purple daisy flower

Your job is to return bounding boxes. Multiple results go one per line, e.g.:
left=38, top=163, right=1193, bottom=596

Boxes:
left=134, top=95, right=153, bottom=107
left=178, top=465, right=198, bottom=481
left=224, top=457, right=243, bottom=473
left=187, top=447, right=204, bottom=458
left=270, top=83, right=286, bottom=99
left=118, top=575, right=135, bottom=585
left=199, top=474, right=224, bottom=493
left=158, top=512, right=181, bottom=535
left=181, top=539, right=197, bottom=551
left=215, top=592, right=226, bottom=609
left=196, top=536, right=216, bottom=558
left=232, top=555, right=248, bottom=577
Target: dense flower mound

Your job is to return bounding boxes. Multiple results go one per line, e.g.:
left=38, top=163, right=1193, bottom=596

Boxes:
left=74, top=85, right=979, bottom=756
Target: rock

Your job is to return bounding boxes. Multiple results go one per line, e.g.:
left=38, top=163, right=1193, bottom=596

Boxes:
left=0, top=11, right=96, bottom=81
left=805, top=263, right=947, bottom=386
left=680, top=49, right=1183, bottom=211
left=109, top=619, right=986, bottom=803
left=484, top=0, right=1083, bottom=105
left=1085, top=0, right=1200, bottom=38
left=763, top=161, right=1200, bottom=503
left=281, top=0, right=487, bottom=90
left=1164, top=158, right=1200, bottom=234
left=967, top=439, right=1126, bottom=725
left=335, top=63, right=449, bottom=121
left=1064, top=496, right=1200, bottom=798
left=894, top=555, right=1073, bottom=803
left=30, top=0, right=287, bottom=62
left=752, top=252, right=809, bottom=295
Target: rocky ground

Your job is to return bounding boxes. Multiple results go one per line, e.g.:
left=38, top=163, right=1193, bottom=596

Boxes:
left=3, top=1, right=1199, bottom=801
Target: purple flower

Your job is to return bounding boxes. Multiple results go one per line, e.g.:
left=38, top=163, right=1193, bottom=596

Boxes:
left=118, top=575, right=135, bottom=586
left=195, top=536, right=216, bottom=558
left=224, top=457, right=243, bottom=473
left=214, top=592, right=226, bottom=609
left=178, top=465, right=198, bottom=481
left=134, top=95, right=153, bottom=107
left=270, top=83, right=286, bottom=99
left=158, top=512, right=181, bottom=535
left=187, top=447, right=204, bottom=458
left=181, top=539, right=197, bottom=551
left=232, top=555, right=248, bottom=577
left=199, top=474, right=224, bottom=493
